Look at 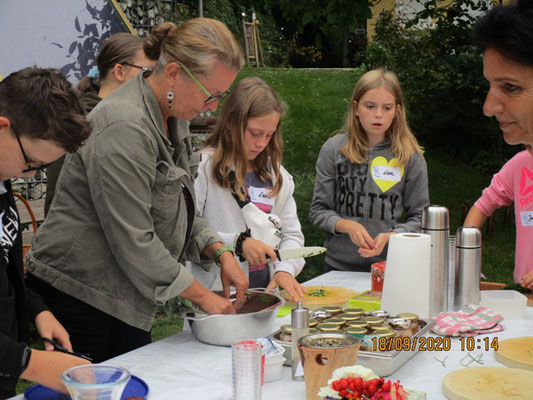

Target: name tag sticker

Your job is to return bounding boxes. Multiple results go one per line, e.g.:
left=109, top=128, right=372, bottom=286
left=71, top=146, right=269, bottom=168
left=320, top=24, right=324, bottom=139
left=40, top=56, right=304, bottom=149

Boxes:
left=520, top=211, right=533, bottom=227
left=249, top=186, right=275, bottom=206
left=372, top=165, right=402, bottom=182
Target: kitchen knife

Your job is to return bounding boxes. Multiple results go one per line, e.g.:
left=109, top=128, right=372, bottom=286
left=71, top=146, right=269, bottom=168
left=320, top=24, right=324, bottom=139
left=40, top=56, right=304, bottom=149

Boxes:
left=273, top=246, right=327, bottom=261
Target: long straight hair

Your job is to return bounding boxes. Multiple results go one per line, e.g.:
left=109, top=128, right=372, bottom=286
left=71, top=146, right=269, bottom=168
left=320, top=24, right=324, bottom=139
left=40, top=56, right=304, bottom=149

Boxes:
left=203, top=77, right=284, bottom=201
left=340, top=69, right=423, bottom=166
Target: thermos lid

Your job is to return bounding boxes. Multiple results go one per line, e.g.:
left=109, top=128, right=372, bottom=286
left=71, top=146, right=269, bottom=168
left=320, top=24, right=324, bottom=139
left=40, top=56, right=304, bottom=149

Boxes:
left=456, top=226, right=482, bottom=248
left=421, top=205, right=449, bottom=230
left=291, top=301, right=309, bottom=329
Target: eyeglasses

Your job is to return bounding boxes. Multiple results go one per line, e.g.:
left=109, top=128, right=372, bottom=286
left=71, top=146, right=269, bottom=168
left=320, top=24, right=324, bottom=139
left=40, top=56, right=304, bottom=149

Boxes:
left=122, top=61, right=152, bottom=72
left=178, top=63, right=230, bottom=105
left=11, top=125, right=54, bottom=173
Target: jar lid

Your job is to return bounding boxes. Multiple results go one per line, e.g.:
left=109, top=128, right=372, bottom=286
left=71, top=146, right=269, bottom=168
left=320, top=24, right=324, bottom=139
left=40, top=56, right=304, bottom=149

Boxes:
left=309, top=319, right=318, bottom=328
left=370, top=325, right=391, bottom=332
left=370, top=310, right=390, bottom=318
left=371, top=262, right=386, bottom=272
left=345, top=327, right=367, bottom=335
left=339, top=313, right=361, bottom=321
left=317, top=323, right=341, bottom=331
left=321, top=306, right=342, bottom=313
left=347, top=320, right=369, bottom=328
left=364, top=316, right=384, bottom=325
left=342, top=307, right=365, bottom=315
left=374, top=329, right=394, bottom=337
left=281, top=324, right=292, bottom=333
left=309, top=328, right=320, bottom=334
left=326, top=318, right=345, bottom=326
left=396, top=312, right=418, bottom=321
left=389, top=318, right=411, bottom=330
left=421, top=205, right=449, bottom=230
left=311, top=310, right=333, bottom=319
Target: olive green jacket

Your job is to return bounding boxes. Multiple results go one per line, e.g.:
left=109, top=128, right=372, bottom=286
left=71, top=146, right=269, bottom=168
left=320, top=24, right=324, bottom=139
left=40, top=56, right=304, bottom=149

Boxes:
left=27, top=73, right=221, bottom=331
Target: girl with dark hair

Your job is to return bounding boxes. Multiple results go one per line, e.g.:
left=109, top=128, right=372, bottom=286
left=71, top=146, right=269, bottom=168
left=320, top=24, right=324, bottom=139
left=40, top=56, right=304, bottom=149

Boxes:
left=45, top=32, right=155, bottom=215
left=465, top=0, right=533, bottom=291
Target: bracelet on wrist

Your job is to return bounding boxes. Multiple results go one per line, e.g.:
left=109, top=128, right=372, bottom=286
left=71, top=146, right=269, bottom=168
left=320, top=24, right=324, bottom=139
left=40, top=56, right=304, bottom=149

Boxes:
left=235, top=230, right=251, bottom=261
left=214, top=247, right=235, bottom=266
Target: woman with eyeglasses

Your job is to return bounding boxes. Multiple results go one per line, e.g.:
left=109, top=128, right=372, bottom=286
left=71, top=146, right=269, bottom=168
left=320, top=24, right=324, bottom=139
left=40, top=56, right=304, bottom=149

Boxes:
left=45, top=33, right=156, bottom=216
left=26, top=18, right=249, bottom=363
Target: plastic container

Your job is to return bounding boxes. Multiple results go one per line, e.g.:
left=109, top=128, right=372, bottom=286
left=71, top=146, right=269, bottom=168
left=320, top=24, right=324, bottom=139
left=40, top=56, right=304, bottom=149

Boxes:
left=263, top=356, right=286, bottom=382
left=480, top=290, right=527, bottom=319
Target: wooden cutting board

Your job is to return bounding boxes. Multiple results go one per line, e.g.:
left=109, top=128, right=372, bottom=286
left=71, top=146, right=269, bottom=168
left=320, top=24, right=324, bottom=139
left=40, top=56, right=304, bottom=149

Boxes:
left=280, top=286, right=359, bottom=309
left=443, top=366, right=533, bottom=400
left=494, top=337, right=533, bottom=371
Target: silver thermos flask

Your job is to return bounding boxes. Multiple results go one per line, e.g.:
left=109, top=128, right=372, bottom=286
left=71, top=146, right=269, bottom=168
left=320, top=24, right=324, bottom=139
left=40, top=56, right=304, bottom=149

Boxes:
left=421, top=205, right=450, bottom=317
left=454, top=226, right=482, bottom=310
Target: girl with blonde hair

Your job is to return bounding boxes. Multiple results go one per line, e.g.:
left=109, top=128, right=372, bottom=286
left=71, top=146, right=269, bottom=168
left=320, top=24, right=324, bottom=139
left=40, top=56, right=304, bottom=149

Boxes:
left=192, top=77, right=306, bottom=301
left=310, top=69, right=429, bottom=271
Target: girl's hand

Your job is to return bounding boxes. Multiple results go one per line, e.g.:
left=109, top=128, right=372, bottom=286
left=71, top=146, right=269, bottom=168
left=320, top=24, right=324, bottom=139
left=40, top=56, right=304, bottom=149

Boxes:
left=34, top=311, right=73, bottom=352
left=337, top=220, right=376, bottom=250
left=267, top=271, right=306, bottom=301
left=358, top=232, right=394, bottom=258
left=242, top=237, right=278, bottom=265
left=520, top=270, right=533, bottom=291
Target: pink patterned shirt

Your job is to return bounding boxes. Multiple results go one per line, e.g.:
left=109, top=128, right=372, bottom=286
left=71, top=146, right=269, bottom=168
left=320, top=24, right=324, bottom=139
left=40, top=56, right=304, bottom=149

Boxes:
left=475, top=150, right=533, bottom=283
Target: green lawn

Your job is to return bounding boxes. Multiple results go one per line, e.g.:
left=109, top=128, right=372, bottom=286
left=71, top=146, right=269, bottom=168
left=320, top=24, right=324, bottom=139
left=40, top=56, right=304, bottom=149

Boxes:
left=15, top=67, right=518, bottom=395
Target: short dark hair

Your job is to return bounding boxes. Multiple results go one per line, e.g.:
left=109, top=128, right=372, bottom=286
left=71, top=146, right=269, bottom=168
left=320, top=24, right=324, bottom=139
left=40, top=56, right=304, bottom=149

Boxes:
left=0, top=67, right=91, bottom=152
left=472, top=0, right=533, bottom=66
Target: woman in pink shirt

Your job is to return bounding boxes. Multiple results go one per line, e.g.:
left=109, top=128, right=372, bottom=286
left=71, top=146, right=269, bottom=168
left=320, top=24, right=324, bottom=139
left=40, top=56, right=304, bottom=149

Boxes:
left=465, top=0, right=533, bottom=290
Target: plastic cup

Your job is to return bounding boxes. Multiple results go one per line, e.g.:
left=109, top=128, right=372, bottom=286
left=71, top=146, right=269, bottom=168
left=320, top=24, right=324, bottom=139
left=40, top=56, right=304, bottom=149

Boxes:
left=232, top=340, right=262, bottom=400
left=62, top=365, right=131, bottom=400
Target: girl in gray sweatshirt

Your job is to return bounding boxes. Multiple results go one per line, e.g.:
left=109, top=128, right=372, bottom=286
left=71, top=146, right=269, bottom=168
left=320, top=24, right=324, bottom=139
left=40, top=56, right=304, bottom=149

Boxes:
left=309, top=69, right=429, bottom=271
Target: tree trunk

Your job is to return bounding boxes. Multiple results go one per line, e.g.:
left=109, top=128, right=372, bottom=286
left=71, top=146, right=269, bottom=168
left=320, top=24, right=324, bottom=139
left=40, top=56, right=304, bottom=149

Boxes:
left=342, top=27, right=350, bottom=67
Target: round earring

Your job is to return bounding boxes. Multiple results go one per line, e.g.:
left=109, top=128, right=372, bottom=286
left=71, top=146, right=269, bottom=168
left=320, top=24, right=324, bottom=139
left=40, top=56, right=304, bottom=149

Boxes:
left=167, top=89, right=174, bottom=109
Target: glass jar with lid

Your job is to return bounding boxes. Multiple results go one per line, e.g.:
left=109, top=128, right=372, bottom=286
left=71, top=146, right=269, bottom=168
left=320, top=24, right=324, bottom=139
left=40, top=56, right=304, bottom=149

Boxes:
left=395, top=313, right=419, bottom=334
left=388, top=318, right=412, bottom=337
left=280, top=324, right=292, bottom=342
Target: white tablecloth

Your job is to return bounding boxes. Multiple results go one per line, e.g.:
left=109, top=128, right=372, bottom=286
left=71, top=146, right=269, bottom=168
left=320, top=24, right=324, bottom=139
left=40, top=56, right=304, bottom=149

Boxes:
left=11, top=271, right=533, bottom=399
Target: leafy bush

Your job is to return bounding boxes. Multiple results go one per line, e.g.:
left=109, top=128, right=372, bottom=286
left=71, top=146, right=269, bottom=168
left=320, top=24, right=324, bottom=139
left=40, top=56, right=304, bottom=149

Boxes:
left=365, top=0, right=519, bottom=173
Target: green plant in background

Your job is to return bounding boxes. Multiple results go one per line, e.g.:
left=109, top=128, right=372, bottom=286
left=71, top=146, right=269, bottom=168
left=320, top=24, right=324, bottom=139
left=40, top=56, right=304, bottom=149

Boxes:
left=365, top=0, right=518, bottom=174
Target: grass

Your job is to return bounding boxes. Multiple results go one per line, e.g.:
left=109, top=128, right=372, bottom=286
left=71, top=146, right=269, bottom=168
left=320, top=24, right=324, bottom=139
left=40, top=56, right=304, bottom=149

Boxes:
left=15, top=67, right=519, bottom=394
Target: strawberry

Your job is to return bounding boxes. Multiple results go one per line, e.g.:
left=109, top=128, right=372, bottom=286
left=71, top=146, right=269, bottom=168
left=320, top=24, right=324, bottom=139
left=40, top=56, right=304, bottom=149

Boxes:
left=340, top=378, right=349, bottom=390
left=382, top=380, right=392, bottom=392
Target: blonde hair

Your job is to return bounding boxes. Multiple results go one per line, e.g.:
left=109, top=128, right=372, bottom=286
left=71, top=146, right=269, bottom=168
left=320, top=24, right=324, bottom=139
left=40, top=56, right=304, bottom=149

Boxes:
left=340, top=69, right=423, bottom=166
left=203, top=77, right=284, bottom=201
left=144, top=18, right=243, bottom=77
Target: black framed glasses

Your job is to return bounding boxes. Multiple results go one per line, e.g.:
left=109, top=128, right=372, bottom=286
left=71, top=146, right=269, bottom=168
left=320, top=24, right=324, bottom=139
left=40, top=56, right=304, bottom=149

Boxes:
left=11, top=125, right=54, bottom=173
left=122, top=61, right=152, bottom=72
left=178, top=62, right=230, bottom=105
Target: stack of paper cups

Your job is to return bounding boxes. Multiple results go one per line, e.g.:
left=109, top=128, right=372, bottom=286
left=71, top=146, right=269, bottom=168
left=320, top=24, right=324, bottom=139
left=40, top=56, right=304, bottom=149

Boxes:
left=381, top=233, right=431, bottom=319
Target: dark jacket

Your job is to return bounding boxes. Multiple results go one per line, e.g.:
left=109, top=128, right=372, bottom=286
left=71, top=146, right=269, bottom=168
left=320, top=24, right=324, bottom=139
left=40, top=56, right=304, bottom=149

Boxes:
left=0, top=180, right=49, bottom=398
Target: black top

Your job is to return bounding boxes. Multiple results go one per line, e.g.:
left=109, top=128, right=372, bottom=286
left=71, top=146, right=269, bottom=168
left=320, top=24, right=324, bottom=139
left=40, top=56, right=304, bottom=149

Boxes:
left=0, top=180, right=49, bottom=398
